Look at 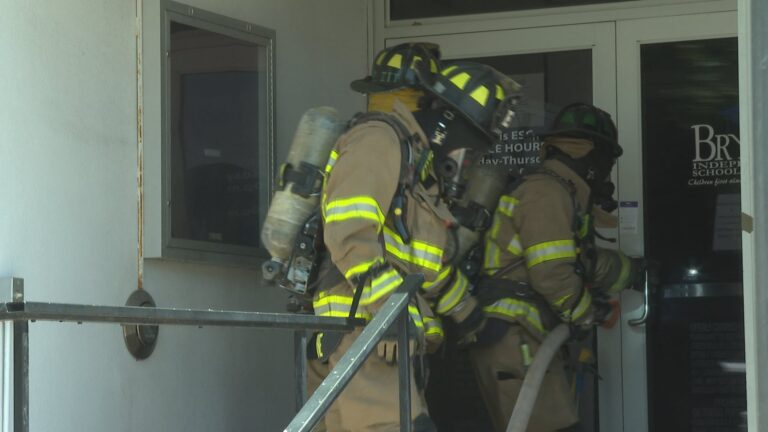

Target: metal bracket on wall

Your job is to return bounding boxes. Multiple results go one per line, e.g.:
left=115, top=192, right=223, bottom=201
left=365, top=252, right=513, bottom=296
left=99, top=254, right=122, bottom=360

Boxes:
left=123, top=289, right=159, bottom=360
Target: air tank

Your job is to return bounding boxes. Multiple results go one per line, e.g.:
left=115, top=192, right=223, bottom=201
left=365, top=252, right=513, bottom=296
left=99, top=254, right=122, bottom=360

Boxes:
left=261, top=107, right=345, bottom=273
left=449, top=163, right=510, bottom=265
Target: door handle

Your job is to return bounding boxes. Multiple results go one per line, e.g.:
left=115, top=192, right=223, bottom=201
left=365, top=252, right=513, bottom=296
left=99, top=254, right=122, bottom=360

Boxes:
left=628, top=269, right=650, bottom=327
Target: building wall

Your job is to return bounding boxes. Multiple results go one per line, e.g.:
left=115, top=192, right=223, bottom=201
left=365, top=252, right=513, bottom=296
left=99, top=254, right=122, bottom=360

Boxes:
left=0, top=0, right=368, bottom=430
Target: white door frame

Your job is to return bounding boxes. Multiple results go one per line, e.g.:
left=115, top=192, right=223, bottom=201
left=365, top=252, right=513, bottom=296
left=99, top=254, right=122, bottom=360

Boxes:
left=388, top=22, right=629, bottom=432
left=615, top=11, right=738, bottom=432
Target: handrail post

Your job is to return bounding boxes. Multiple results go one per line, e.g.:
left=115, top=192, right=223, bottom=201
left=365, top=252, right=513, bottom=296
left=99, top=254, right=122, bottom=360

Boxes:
left=1, top=278, right=28, bottom=432
left=397, top=307, right=412, bottom=432
left=284, top=274, right=422, bottom=432
left=294, top=329, right=308, bottom=411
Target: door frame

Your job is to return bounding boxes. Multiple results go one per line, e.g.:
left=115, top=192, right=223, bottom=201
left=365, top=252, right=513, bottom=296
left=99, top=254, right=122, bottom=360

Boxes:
left=615, top=11, right=738, bottom=432
left=387, top=22, right=627, bottom=432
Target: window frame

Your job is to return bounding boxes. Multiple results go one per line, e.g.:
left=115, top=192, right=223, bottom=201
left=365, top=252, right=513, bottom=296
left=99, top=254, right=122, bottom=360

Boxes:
left=160, top=0, right=275, bottom=266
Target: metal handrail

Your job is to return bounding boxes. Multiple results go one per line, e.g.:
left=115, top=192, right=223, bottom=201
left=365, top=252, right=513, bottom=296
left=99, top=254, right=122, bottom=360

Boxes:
left=0, top=275, right=422, bottom=432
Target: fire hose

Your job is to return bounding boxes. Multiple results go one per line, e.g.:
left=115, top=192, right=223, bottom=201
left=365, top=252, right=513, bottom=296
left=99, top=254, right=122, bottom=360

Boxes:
left=506, top=324, right=571, bottom=432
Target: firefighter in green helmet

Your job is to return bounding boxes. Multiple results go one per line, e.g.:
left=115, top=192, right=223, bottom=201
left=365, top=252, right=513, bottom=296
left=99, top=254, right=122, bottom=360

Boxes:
left=469, top=103, right=645, bottom=431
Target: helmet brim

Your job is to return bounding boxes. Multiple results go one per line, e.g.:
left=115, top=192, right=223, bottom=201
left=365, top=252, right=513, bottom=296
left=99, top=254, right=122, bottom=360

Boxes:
left=350, top=77, right=400, bottom=94
left=420, top=79, right=494, bottom=141
left=540, top=128, right=622, bottom=156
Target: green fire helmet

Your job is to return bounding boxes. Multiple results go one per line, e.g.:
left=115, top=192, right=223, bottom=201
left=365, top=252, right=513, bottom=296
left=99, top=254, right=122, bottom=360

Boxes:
left=543, top=103, right=622, bottom=157
left=350, top=42, right=441, bottom=94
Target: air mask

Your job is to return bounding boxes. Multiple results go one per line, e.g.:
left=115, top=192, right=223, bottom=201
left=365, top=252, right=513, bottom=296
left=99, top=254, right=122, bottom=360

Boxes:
left=425, top=108, right=489, bottom=203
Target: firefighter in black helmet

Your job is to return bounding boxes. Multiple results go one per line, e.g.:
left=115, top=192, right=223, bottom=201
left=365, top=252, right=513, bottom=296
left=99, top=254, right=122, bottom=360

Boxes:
left=307, top=52, right=521, bottom=431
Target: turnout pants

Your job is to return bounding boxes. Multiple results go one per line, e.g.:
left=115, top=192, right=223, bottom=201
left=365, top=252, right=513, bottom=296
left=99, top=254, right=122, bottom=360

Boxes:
left=469, top=325, right=578, bottom=432
left=307, top=327, right=432, bottom=432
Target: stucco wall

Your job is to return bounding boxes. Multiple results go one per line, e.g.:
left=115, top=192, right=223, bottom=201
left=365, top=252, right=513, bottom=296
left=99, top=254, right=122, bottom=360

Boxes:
left=0, top=0, right=367, bottom=430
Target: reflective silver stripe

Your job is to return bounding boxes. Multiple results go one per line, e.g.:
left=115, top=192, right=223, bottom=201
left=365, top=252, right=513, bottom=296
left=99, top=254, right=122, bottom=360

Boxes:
left=507, top=234, right=522, bottom=255
left=325, top=150, right=339, bottom=173
left=525, top=240, right=576, bottom=268
left=324, top=198, right=384, bottom=224
left=561, top=290, right=592, bottom=321
left=423, top=316, right=444, bottom=337
left=423, top=266, right=451, bottom=292
left=436, top=271, right=469, bottom=314
left=497, top=195, right=518, bottom=217
left=483, top=241, right=501, bottom=272
left=361, top=269, right=402, bottom=306
left=383, top=228, right=442, bottom=272
left=313, top=295, right=373, bottom=320
left=483, top=298, right=545, bottom=333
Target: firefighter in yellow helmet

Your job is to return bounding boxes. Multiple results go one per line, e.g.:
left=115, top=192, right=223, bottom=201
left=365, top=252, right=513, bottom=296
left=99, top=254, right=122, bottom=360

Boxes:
left=469, top=103, right=645, bottom=432
left=306, top=41, right=522, bottom=431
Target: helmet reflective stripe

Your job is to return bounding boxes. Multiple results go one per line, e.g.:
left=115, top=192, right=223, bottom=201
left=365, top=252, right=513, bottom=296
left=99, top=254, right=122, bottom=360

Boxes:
left=387, top=54, right=403, bottom=68
left=470, top=86, right=490, bottom=106
left=351, top=42, right=441, bottom=93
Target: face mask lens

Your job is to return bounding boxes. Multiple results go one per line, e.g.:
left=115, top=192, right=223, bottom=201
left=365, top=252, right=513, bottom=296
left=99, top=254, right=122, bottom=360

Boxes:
left=440, top=148, right=480, bottom=201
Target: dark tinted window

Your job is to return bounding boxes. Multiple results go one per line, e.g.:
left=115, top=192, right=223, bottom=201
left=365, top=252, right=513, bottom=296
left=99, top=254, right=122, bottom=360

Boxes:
left=391, top=0, right=634, bottom=21
left=169, top=21, right=266, bottom=248
left=642, top=38, right=741, bottom=285
left=463, top=50, right=592, bottom=170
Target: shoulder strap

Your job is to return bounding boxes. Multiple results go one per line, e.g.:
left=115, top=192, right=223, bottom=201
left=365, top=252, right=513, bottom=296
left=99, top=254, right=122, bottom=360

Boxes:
left=348, top=112, right=416, bottom=187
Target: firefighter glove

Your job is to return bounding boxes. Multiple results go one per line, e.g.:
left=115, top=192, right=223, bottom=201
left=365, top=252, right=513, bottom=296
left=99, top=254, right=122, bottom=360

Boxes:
left=377, top=338, right=416, bottom=364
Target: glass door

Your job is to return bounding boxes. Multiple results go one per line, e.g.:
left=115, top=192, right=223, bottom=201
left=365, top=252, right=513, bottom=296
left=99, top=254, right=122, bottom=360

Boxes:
left=388, top=22, right=621, bottom=431
left=616, top=12, right=742, bottom=432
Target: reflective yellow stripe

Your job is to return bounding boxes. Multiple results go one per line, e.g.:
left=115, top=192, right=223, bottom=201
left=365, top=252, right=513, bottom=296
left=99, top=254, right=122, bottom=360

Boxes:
left=496, top=84, right=505, bottom=100
left=387, top=53, right=403, bottom=68
left=423, top=266, right=451, bottom=292
left=376, top=51, right=387, bottom=65
left=578, top=214, right=591, bottom=239
left=325, top=196, right=385, bottom=226
left=497, top=196, right=518, bottom=217
left=525, top=240, right=577, bottom=268
left=430, top=59, right=438, bottom=73
left=483, top=298, right=545, bottom=333
left=483, top=240, right=501, bottom=274
left=383, top=227, right=442, bottom=272
left=409, top=305, right=423, bottom=329
left=559, top=290, right=592, bottom=322
left=571, top=290, right=592, bottom=321
left=488, top=213, right=503, bottom=239
left=450, top=72, right=471, bottom=90
left=470, top=85, right=489, bottom=106
left=553, top=293, right=573, bottom=308
left=609, top=252, right=631, bottom=293
left=507, top=234, right=522, bottom=255
left=361, top=268, right=403, bottom=306
left=344, top=257, right=385, bottom=280
left=324, top=150, right=339, bottom=174
left=441, top=65, right=458, bottom=76
left=424, top=316, right=444, bottom=337
left=436, top=271, right=469, bottom=315
left=313, top=294, right=373, bottom=320
left=316, top=333, right=324, bottom=358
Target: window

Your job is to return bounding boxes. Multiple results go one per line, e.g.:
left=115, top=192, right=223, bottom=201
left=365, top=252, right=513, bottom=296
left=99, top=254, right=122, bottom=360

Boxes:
left=161, top=1, right=274, bottom=264
left=390, top=0, right=635, bottom=21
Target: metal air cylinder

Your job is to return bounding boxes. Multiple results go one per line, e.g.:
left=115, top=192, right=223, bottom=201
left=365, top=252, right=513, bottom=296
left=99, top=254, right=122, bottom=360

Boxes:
left=261, top=107, right=345, bottom=269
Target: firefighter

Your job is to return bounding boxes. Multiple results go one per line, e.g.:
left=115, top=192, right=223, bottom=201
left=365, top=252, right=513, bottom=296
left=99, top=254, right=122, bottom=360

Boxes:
left=469, top=103, right=645, bottom=432
left=306, top=43, right=521, bottom=431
